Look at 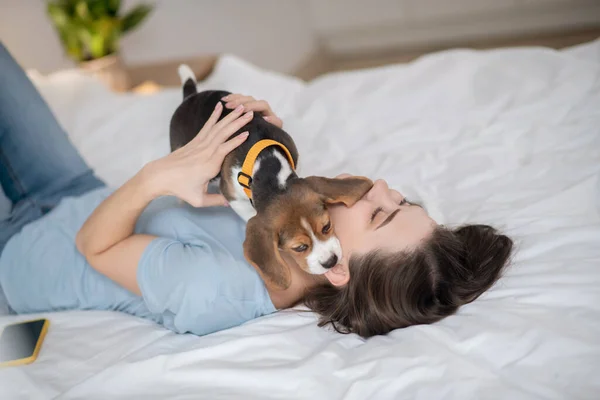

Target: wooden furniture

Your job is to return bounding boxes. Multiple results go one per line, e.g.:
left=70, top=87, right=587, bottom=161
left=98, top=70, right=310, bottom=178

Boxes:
left=127, top=55, right=218, bottom=94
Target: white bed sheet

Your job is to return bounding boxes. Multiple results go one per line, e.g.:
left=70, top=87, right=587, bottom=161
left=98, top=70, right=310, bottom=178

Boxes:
left=1, top=39, right=599, bottom=399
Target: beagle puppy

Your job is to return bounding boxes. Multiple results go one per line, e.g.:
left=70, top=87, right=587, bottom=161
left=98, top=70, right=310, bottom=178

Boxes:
left=170, top=65, right=373, bottom=289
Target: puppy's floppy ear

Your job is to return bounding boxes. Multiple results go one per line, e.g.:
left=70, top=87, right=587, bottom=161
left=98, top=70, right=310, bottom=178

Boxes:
left=305, top=176, right=373, bottom=207
left=243, top=216, right=291, bottom=290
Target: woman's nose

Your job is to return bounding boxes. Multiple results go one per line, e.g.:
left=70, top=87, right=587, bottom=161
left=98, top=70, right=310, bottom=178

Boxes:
left=366, top=179, right=388, bottom=200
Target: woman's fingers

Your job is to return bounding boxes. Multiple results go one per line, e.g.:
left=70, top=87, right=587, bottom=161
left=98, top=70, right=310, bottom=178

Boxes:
left=263, top=115, right=283, bottom=129
left=201, top=193, right=229, bottom=207
left=242, top=100, right=274, bottom=115
left=192, top=102, right=223, bottom=143
left=208, top=111, right=253, bottom=149
left=208, top=104, right=246, bottom=138
left=223, top=95, right=279, bottom=120
left=204, top=132, right=249, bottom=182
left=217, top=131, right=249, bottom=157
left=222, top=93, right=250, bottom=103
left=224, top=95, right=283, bottom=128
left=232, top=99, right=277, bottom=119
left=222, top=94, right=254, bottom=108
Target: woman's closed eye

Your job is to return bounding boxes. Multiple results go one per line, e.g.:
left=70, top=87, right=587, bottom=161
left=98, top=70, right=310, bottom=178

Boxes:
left=400, top=198, right=424, bottom=209
left=370, top=207, right=383, bottom=222
left=371, top=199, right=412, bottom=223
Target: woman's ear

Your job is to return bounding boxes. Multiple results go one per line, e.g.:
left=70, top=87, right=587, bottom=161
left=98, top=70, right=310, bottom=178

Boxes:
left=304, top=176, right=373, bottom=207
left=324, top=263, right=350, bottom=287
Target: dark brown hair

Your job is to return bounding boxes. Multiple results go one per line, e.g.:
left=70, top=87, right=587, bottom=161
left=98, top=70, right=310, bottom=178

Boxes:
left=304, top=224, right=513, bottom=337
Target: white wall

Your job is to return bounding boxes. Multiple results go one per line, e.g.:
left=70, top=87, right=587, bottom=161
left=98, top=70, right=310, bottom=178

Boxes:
left=307, top=0, right=600, bottom=54
left=1, top=0, right=599, bottom=75
left=0, top=0, right=71, bottom=73
left=119, top=0, right=316, bottom=73
left=0, top=0, right=317, bottom=74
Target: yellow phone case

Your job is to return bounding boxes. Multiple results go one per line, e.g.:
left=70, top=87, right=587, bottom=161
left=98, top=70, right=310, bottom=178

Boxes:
left=0, top=318, right=50, bottom=368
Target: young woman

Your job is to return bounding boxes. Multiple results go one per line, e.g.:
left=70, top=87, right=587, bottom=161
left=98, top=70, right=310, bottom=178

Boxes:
left=0, top=44, right=512, bottom=337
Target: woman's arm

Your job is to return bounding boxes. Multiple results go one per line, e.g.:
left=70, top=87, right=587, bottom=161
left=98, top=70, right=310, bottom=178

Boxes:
left=75, top=171, right=158, bottom=295
left=76, top=102, right=253, bottom=295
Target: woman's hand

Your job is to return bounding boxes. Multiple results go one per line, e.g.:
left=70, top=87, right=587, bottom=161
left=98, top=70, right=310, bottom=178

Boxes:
left=146, top=102, right=252, bottom=207
left=77, top=102, right=251, bottom=294
left=221, top=93, right=283, bottom=129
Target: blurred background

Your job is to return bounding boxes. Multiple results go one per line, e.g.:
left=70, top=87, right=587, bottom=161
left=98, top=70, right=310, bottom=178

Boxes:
left=1, top=0, right=599, bottom=90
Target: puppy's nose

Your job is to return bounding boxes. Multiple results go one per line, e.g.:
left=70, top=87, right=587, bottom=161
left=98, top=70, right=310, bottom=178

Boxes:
left=321, top=255, right=338, bottom=269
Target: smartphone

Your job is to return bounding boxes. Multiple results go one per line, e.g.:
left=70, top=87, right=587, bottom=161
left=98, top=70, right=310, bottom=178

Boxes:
left=0, top=318, right=49, bottom=367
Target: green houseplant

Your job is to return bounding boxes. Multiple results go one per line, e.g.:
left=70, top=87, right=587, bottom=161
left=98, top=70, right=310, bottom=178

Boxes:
left=46, top=0, right=153, bottom=91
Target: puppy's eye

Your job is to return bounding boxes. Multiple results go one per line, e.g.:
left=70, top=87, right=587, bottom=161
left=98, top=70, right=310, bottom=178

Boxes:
left=322, top=221, right=331, bottom=234
left=293, top=244, right=308, bottom=252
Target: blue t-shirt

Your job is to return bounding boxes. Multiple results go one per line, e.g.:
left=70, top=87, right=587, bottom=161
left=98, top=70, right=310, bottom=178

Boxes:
left=0, top=187, right=276, bottom=336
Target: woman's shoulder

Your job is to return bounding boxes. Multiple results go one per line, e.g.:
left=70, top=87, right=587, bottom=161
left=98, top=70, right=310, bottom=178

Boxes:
left=173, top=269, right=277, bottom=335
left=138, top=235, right=276, bottom=336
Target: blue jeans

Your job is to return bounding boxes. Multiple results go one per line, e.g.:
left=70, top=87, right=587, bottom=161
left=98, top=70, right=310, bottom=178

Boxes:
left=0, top=42, right=105, bottom=254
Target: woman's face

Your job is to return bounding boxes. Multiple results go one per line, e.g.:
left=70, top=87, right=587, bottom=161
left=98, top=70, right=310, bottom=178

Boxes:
left=325, top=176, right=437, bottom=286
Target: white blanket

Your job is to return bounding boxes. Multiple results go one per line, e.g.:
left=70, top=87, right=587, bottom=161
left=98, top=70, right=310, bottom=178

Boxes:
left=1, top=40, right=599, bottom=399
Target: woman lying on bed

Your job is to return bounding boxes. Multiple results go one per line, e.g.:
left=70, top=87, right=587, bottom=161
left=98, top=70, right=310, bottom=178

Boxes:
left=0, top=44, right=513, bottom=337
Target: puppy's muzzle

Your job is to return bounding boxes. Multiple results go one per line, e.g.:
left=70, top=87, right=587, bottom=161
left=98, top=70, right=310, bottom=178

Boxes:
left=321, top=254, right=338, bottom=269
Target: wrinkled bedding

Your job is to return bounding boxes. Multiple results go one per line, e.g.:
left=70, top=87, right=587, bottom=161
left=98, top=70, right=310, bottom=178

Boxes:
left=1, top=39, right=599, bottom=399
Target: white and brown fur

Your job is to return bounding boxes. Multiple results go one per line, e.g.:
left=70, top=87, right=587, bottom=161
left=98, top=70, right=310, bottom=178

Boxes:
left=170, top=65, right=373, bottom=289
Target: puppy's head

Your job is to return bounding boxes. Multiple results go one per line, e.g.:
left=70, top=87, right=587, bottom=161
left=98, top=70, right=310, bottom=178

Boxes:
left=244, top=176, right=373, bottom=290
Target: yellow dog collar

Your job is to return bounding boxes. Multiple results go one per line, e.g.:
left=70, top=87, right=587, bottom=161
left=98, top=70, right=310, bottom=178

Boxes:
left=237, top=139, right=296, bottom=199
